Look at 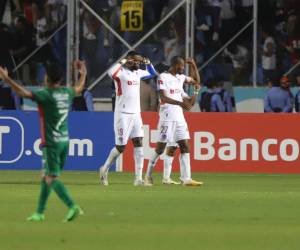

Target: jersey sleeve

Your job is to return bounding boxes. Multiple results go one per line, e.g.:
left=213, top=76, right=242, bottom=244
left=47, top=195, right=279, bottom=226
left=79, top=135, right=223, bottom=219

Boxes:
left=157, top=75, right=166, bottom=91
left=108, top=63, right=122, bottom=79
left=31, top=89, right=47, bottom=104
left=138, top=64, right=157, bottom=79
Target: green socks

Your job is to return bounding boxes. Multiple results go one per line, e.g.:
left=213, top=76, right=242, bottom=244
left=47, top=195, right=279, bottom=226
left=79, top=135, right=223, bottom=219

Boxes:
left=51, top=179, right=75, bottom=208
left=37, top=180, right=52, bottom=214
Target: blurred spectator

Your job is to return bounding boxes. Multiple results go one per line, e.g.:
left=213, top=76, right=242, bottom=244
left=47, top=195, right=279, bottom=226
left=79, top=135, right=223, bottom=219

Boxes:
left=140, top=79, right=158, bottom=112
left=294, top=73, right=300, bottom=112
left=264, top=76, right=293, bottom=113
left=82, top=12, right=108, bottom=81
left=0, top=23, right=14, bottom=72
left=12, top=16, right=35, bottom=63
left=0, top=0, right=8, bottom=22
left=220, top=0, right=237, bottom=44
left=1, top=0, right=21, bottom=22
left=72, top=88, right=94, bottom=111
left=31, top=1, right=56, bottom=84
left=224, top=43, right=250, bottom=85
left=200, top=79, right=226, bottom=112
left=236, top=0, right=253, bottom=27
left=207, top=0, right=223, bottom=42
left=162, top=21, right=182, bottom=64
left=0, top=79, right=22, bottom=110
left=262, top=27, right=277, bottom=84
left=215, top=77, right=235, bottom=112
left=33, top=2, right=55, bottom=64
left=46, top=0, right=67, bottom=70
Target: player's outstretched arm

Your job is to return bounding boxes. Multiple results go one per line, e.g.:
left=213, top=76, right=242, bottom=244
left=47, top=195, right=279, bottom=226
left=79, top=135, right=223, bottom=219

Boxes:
left=73, top=60, right=87, bottom=95
left=0, top=67, right=33, bottom=98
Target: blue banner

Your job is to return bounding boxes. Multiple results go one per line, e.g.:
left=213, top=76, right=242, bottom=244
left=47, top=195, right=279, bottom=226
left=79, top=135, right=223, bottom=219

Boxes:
left=0, top=111, right=115, bottom=171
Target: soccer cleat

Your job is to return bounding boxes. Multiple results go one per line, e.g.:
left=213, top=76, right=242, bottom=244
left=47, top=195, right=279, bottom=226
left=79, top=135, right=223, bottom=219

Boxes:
left=182, top=179, right=203, bottom=187
left=63, top=205, right=84, bottom=222
left=99, top=166, right=109, bottom=186
left=133, top=179, right=145, bottom=186
left=144, top=175, right=153, bottom=186
left=27, top=212, right=45, bottom=222
left=162, top=178, right=180, bottom=185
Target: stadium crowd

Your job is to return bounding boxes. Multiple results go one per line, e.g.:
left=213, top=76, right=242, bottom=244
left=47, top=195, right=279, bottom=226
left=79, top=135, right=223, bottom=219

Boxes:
left=0, top=0, right=300, bottom=112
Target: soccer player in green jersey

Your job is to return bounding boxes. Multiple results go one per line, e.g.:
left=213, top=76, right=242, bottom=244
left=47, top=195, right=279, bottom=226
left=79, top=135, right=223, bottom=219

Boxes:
left=0, top=60, right=87, bottom=222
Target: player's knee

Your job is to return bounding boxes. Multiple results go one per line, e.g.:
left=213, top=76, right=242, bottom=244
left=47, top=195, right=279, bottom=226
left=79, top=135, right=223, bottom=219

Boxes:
left=166, top=146, right=177, bottom=156
left=178, top=141, right=190, bottom=153
left=132, top=137, right=143, bottom=147
left=155, top=143, right=166, bottom=155
left=180, top=145, right=190, bottom=154
left=44, top=175, right=57, bottom=185
left=116, top=145, right=125, bottom=153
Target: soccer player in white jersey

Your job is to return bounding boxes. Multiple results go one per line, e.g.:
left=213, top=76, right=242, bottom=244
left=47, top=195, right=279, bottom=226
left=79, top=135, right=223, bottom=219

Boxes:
left=144, top=56, right=203, bottom=186
left=99, top=51, right=157, bottom=186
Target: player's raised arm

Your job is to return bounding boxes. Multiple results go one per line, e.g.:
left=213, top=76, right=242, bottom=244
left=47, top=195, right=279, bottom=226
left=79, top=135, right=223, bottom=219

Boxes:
left=140, top=57, right=158, bottom=80
left=0, top=67, right=33, bottom=98
left=73, top=60, right=87, bottom=95
left=185, top=58, right=200, bottom=85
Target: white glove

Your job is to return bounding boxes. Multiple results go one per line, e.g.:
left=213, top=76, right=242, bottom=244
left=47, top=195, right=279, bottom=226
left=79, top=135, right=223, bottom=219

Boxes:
left=143, top=58, right=151, bottom=65
left=120, top=58, right=127, bottom=65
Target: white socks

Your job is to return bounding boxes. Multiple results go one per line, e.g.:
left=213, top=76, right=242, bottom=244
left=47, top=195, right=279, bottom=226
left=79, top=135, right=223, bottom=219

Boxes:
left=146, top=150, right=160, bottom=177
left=163, top=155, right=174, bottom=180
left=103, top=147, right=121, bottom=172
left=179, top=153, right=191, bottom=182
left=134, top=147, right=144, bottom=180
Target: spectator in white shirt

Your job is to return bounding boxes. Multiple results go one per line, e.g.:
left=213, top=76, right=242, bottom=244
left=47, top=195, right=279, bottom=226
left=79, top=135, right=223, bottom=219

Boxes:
left=262, top=28, right=277, bottom=84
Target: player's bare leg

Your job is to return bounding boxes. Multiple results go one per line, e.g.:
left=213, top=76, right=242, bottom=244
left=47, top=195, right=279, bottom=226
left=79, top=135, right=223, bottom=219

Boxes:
left=178, top=140, right=203, bottom=187
left=99, top=145, right=123, bottom=185
left=144, top=142, right=167, bottom=185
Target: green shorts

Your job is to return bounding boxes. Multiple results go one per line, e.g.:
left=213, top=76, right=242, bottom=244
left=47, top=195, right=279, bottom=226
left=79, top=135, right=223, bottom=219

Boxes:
left=42, top=142, right=69, bottom=177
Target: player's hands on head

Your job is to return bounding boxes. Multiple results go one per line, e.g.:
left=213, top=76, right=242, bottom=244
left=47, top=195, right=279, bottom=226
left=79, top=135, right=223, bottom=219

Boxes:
left=0, top=67, right=8, bottom=80
left=142, top=57, right=151, bottom=65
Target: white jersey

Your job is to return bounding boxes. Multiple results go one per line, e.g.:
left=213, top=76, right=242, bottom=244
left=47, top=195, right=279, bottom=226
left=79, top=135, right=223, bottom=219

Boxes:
left=158, top=72, right=190, bottom=122
left=108, top=63, right=150, bottom=114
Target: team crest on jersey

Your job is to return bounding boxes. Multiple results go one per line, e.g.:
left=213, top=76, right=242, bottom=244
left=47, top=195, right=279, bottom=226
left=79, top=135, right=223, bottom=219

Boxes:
left=128, top=80, right=138, bottom=85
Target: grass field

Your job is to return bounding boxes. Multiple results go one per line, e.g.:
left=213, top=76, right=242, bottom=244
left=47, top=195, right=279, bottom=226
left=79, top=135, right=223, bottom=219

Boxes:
left=1, top=171, right=300, bottom=250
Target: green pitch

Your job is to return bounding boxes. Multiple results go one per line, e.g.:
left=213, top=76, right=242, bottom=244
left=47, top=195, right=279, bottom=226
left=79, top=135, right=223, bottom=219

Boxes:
left=1, top=171, right=300, bottom=250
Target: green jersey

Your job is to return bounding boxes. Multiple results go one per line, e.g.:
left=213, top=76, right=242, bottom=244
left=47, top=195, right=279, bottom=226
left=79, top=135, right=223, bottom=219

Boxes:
left=32, top=87, right=75, bottom=146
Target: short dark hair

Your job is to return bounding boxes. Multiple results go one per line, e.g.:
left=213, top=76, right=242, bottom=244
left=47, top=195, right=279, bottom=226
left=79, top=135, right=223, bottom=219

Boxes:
left=45, top=63, right=63, bottom=83
left=206, top=78, right=218, bottom=89
left=126, top=50, right=140, bottom=58
left=170, top=56, right=184, bottom=66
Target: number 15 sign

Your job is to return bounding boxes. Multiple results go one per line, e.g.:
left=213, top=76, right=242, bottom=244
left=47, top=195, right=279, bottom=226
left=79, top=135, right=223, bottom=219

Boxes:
left=121, top=1, right=143, bottom=31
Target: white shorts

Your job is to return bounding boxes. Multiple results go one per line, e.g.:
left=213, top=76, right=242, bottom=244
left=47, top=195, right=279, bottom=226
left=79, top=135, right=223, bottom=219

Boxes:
left=114, top=112, right=144, bottom=145
left=157, top=120, right=190, bottom=143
